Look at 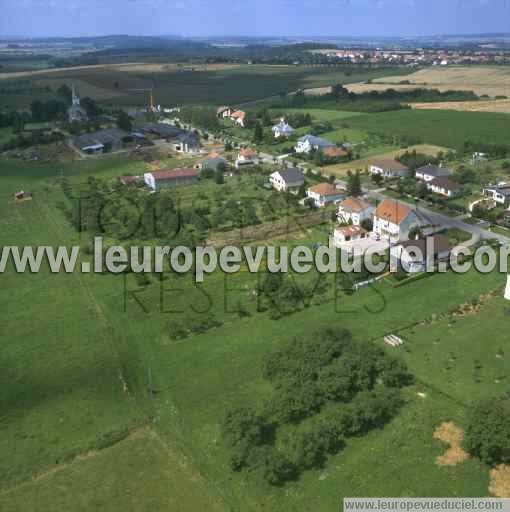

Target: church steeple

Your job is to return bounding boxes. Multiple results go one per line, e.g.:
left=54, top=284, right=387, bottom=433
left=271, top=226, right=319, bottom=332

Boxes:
left=72, top=84, right=80, bottom=106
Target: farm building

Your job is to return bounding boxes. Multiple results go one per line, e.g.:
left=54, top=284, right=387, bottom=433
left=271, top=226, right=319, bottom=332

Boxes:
left=141, top=123, right=200, bottom=154
left=270, top=168, right=304, bottom=194
left=415, top=164, right=453, bottom=182
left=369, top=159, right=410, bottom=179
left=337, top=197, right=374, bottom=225
left=72, top=128, right=129, bottom=155
left=144, top=168, right=199, bottom=191
left=306, top=183, right=346, bottom=207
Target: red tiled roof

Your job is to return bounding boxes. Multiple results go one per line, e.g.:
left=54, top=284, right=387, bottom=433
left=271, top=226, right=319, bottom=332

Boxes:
left=239, top=148, right=257, bottom=158
left=335, top=225, right=367, bottom=237
left=323, top=146, right=348, bottom=158
left=338, top=197, right=372, bottom=213
left=375, top=198, right=413, bottom=225
left=231, top=110, right=246, bottom=119
left=309, top=183, right=342, bottom=196
left=150, top=168, right=199, bottom=181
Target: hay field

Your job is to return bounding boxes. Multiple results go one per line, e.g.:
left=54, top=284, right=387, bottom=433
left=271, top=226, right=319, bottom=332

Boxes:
left=347, top=66, right=510, bottom=98
left=410, top=99, right=510, bottom=114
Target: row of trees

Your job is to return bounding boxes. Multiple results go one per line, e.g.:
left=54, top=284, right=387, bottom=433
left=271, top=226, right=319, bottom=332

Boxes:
left=223, top=328, right=412, bottom=485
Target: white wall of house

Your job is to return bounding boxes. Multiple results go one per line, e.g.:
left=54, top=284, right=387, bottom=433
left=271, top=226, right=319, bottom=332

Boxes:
left=373, top=211, right=420, bottom=243
left=337, top=206, right=374, bottom=225
left=144, top=173, right=156, bottom=191
left=295, top=139, right=312, bottom=153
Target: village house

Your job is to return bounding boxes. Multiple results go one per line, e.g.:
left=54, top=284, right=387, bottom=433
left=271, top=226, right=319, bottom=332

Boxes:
left=393, top=234, right=451, bottom=273
left=198, top=152, right=228, bottom=172
left=144, top=168, right=199, bottom=191
left=373, top=198, right=423, bottom=243
left=333, top=225, right=368, bottom=247
left=483, top=183, right=510, bottom=207
left=272, top=119, right=294, bottom=139
left=427, top=177, right=462, bottom=198
left=235, top=148, right=259, bottom=168
left=295, top=135, right=335, bottom=154
left=369, top=159, right=410, bottom=179
left=270, top=168, right=304, bottom=194
left=337, top=197, right=375, bottom=225
left=217, top=106, right=234, bottom=119
left=230, top=110, right=246, bottom=127
left=306, top=183, right=346, bottom=207
left=415, top=164, right=453, bottom=182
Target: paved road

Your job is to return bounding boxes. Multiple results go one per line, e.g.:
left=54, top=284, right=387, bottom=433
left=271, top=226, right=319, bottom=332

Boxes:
left=367, top=190, right=510, bottom=246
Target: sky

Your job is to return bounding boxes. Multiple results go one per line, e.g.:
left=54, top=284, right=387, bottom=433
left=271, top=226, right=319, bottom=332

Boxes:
left=0, top=0, right=509, bottom=38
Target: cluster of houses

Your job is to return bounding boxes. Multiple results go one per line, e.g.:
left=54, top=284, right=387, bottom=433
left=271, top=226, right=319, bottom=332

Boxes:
left=370, top=159, right=463, bottom=198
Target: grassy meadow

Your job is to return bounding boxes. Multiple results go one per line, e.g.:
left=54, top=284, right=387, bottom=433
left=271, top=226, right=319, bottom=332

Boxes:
left=1, top=152, right=509, bottom=510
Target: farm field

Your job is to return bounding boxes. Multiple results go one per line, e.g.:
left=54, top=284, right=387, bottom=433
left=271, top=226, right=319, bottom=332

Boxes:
left=0, top=64, right=412, bottom=109
left=347, top=66, right=510, bottom=99
left=410, top=99, right=510, bottom=114
left=344, top=109, right=510, bottom=150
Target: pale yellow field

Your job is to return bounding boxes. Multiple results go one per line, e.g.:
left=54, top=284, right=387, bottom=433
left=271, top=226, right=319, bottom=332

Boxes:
left=0, top=62, right=241, bottom=81
left=323, top=144, right=449, bottom=177
left=347, top=66, right=510, bottom=98
left=410, top=99, right=510, bottom=114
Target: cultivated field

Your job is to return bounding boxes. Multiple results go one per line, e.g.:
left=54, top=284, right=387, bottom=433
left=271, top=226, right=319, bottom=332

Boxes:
left=410, top=99, right=510, bottom=114
left=345, top=109, right=510, bottom=149
left=347, top=66, right=510, bottom=100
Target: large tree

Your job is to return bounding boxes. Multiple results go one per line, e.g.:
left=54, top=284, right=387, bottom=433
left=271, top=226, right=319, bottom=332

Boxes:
left=464, top=393, right=510, bottom=466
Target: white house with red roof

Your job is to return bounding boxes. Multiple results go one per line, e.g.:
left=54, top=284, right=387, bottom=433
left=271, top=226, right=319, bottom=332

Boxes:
left=235, top=148, right=259, bottom=168
left=373, top=198, right=423, bottom=243
left=306, top=183, right=346, bottom=207
left=337, top=197, right=375, bottom=225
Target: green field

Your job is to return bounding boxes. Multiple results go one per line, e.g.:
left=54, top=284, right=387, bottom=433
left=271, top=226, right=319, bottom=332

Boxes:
left=0, top=65, right=412, bottom=109
left=344, top=109, right=510, bottom=150
left=1, top=154, right=509, bottom=510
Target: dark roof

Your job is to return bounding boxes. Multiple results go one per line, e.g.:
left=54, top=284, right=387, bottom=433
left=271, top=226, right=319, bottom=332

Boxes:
left=371, top=158, right=409, bottom=171
left=298, top=135, right=335, bottom=148
left=484, top=184, right=510, bottom=197
left=416, top=164, right=452, bottom=178
left=430, top=177, right=462, bottom=191
left=141, top=123, right=183, bottom=138
left=73, top=128, right=129, bottom=148
left=278, top=167, right=304, bottom=184
left=400, top=234, right=451, bottom=257
left=150, top=168, right=199, bottom=181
